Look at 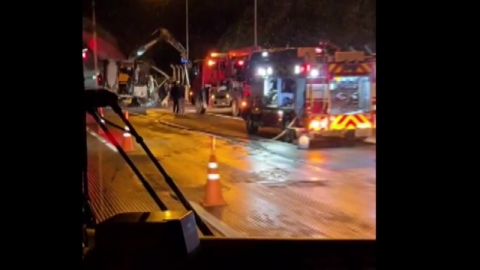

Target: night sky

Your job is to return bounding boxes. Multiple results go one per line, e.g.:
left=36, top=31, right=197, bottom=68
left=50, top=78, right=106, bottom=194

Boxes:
left=83, top=0, right=375, bottom=71
left=82, top=0, right=251, bottom=69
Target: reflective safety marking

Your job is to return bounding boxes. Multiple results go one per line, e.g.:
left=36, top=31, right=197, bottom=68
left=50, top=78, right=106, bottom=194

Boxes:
left=124, top=126, right=131, bottom=136
left=208, top=162, right=218, bottom=169
left=87, top=129, right=118, bottom=152
left=207, top=174, right=220, bottom=180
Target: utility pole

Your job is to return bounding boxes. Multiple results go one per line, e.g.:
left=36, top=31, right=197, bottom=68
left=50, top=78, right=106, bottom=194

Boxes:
left=92, top=0, right=98, bottom=87
left=186, top=0, right=189, bottom=59
left=254, top=0, right=257, bottom=47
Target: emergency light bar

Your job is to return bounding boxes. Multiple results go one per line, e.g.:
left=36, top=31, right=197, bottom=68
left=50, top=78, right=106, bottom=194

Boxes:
left=294, top=64, right=311, bottom=75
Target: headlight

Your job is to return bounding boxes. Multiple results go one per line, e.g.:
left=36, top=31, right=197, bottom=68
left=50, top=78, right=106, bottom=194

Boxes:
left=294, top=65, right=301, bottom=74
left=257, top=67, right=266, bottom=76
left=309, top=119, right=328, bottom=130
left=277, top=110, right=283, bottom=116
left=310, top=69, right=319, bottom=77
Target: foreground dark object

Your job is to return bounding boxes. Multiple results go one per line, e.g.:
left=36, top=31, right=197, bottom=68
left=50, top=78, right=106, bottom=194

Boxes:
left=84, top=211, right=375, bottom=270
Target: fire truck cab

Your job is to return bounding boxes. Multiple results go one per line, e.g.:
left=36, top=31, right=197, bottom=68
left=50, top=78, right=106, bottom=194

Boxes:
left=242, top=48, right=376, bottom=146
left=191, top=46, right=261, bottom=116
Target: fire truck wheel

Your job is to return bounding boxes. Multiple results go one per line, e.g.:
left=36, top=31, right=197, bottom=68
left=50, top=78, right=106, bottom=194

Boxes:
left=231, top=100, right=240, bottom=117
left=246, top=116, right=258, bottom=134
left=195, top=95, right=206, bottom=114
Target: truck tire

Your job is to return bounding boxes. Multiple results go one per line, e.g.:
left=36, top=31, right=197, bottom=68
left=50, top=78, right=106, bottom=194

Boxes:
left=231, top=99, right=240, bottom=117
left=246, top=116, right=259, bottom=134
left=195, top=95, right=206, bottom=114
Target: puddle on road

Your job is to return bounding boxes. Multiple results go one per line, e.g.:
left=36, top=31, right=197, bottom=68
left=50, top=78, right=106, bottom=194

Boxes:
left=236, top=169, right=329, bottom=188
left=288, top=179, right=329, bottom=187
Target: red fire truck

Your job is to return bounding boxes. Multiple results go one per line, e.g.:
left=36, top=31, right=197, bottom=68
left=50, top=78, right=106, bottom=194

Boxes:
left=190, top=46, right=261, bottom=116
left=241, top=47, right=376, bottom=146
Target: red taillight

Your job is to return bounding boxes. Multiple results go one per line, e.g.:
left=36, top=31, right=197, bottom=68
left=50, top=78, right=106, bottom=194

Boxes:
left=299, top=64, right=311, bottom=74
left=97, top=75, right=103, bottom=85
left=238, top=60, right=244, bottom=66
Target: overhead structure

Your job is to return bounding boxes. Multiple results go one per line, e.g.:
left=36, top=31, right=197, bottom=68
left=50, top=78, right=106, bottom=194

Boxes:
left=129, top=27, right=190, bottom=86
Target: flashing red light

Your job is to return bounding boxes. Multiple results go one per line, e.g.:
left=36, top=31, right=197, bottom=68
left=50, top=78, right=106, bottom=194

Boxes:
left=238, top=60, right=244, bottom=66
left=299, top=64, right=311, bottom=74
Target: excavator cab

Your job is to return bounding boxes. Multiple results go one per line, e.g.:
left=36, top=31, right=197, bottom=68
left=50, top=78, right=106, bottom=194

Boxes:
left=118, top=61, right=134, bottom=94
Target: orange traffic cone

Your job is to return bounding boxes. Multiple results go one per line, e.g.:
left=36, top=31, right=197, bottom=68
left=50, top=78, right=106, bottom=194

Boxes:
left=201, top=137, right=226, bottom=207
left=122, top=111, right=134, bottom=152
left=97, top=108, right=105, bottom=135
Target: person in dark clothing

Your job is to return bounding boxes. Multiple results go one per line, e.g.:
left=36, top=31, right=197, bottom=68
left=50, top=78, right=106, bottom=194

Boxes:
left=171, top=81, right=180, bottom=114
left=178, top=84, right=186, bottom=114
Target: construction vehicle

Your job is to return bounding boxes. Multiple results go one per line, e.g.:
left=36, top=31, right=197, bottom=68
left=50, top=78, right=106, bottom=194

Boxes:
left=94, top=28, right=188, bottom=106
left=241, top=45, right=376, bottom=146
left=190, top=46, right=261, bottom=116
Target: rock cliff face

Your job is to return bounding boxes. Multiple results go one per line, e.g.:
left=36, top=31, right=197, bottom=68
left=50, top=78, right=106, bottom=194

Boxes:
left=216, top=0, right=375, bottom=51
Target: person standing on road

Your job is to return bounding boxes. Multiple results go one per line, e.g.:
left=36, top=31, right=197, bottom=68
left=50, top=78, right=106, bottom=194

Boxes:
left=177, top=83, right=186, bottom=114
left=171, top=81, right=180, bottom=114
